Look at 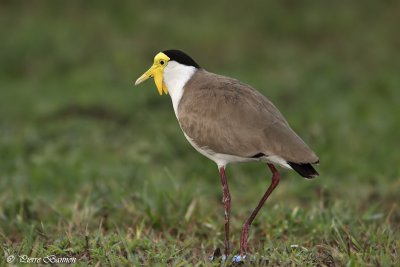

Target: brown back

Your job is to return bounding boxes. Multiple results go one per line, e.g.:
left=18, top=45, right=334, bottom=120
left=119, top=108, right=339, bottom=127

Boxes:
left=177, top=69, right=318, bottom=164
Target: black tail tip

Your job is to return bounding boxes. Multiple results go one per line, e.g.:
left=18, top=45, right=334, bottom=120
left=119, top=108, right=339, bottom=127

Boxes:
left=287, top=162, right=319, bottom=179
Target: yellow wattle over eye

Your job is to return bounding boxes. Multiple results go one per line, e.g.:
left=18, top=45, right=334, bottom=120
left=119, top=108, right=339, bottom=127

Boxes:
left=134, top=52, right=170, bottom=95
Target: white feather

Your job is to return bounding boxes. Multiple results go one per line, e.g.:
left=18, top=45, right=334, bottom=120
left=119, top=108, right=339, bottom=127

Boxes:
left=184, top=133, right=292, bottom=169
left=163, top=61, right=196, bottom=117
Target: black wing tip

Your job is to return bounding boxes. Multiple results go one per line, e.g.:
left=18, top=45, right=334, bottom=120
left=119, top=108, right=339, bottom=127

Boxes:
left=287, top=162, right=319, bottom=179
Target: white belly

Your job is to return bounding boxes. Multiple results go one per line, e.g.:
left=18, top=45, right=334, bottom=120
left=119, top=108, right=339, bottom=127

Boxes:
left=183, top=132, right=292, bottom=169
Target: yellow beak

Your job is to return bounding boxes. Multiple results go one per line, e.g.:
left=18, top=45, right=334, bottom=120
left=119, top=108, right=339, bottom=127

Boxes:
left=135, top=64, right=168, bottom=95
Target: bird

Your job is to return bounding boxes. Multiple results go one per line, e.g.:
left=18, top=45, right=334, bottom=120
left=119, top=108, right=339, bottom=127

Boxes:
left=135, top=49, right=319, bottom=259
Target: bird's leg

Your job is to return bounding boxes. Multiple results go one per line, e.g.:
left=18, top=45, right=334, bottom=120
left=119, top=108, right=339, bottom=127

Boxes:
left=219, top=166, right=231, bottom=256
left=239, top=163, right=281, bottom=256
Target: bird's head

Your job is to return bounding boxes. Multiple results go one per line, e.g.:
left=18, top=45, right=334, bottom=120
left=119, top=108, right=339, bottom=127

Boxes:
left=135, top=50, right=200, bottom=95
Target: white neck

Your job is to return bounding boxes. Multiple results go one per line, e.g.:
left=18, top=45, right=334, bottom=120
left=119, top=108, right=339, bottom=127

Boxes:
left=163, top=61, right=197, bottom=117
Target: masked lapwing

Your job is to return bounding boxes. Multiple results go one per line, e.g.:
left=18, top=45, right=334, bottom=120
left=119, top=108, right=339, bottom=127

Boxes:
left=135, top=49, right=319, bottom=258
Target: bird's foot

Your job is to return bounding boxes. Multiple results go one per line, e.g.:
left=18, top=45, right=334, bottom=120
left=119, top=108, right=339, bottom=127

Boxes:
left=210, top=253, right=246, bottom=265
left=209, top=247, right=227, bottom=262
left=232, top=254, right=270, bottom=265
left=232, top=254, right=246, bottom=263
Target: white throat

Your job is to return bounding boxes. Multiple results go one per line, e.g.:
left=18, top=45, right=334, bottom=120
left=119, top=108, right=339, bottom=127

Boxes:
left=163, top=61, right=197, bottom=117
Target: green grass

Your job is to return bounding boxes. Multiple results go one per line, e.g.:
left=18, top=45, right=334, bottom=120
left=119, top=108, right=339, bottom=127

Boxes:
left=0, top=1, right=399, bottom=266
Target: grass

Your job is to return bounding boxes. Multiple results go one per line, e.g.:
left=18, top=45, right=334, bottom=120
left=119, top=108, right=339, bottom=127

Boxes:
left=0, top=1, right=399, bottom=266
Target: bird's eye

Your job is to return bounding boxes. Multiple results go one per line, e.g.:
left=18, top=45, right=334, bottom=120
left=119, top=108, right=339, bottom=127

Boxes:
left=160, top=60, right=165, bottom=65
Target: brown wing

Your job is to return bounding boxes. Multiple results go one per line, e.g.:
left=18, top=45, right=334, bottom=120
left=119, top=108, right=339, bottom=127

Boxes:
left=178, top=70, right=319, bottom=164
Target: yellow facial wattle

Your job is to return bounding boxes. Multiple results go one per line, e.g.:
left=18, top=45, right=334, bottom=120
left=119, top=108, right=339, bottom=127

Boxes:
left=135, top=52, right=170, bottom=95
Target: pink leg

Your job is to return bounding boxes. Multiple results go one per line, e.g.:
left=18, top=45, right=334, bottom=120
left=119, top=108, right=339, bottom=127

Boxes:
left=240, top=163, right=281, bottom=256
left=219, top=166, right=231, bottom=256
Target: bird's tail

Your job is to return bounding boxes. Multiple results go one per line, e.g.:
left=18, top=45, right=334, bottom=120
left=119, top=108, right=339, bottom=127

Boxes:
left=287, top=162, right=319, bottom=179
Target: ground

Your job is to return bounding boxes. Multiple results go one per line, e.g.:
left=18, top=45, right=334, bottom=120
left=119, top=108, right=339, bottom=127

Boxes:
left=0, top=1, right=399, bottom=266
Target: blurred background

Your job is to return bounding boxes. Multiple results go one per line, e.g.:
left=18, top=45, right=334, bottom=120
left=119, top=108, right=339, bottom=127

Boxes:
left=0, top=1, right=399, bottom=265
